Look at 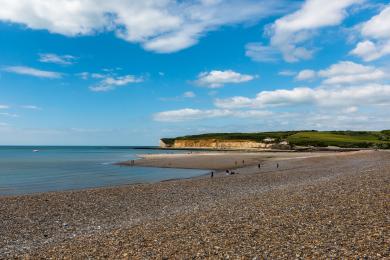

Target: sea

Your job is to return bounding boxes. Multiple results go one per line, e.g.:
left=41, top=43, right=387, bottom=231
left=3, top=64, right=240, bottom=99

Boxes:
left=0, top=146, right=208, bottom=196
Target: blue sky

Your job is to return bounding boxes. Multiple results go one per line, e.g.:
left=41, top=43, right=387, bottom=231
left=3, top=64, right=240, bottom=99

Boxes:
left=0, top=0, right=389, bottom=145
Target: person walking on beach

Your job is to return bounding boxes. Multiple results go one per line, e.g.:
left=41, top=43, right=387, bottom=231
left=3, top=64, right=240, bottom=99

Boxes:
left=211, top=171, right=214, bottom=178
left=258, top=163, right=261, bottom=169
left=242, top=160, right=245, bottom=165
left=277, top=163, right=279, bottom=169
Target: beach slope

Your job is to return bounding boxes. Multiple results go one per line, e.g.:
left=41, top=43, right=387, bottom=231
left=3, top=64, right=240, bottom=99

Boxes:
left=1, top=150, right=389, bottom=258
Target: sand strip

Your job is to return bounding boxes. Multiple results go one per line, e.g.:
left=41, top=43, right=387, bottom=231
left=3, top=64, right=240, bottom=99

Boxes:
left=119, top=150, right=366, bottom=170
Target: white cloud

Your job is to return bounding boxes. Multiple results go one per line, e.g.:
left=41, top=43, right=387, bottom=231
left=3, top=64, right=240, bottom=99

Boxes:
left=214, top=84, right=390, bottom=109
left=360, top=5, right=390, bottom=39
left=78, top=70, right=144, bottom=92
left=39, top=53, right=76, bottom=65
left=294, top=61, right=388, bottom=84
left=77, top=72, right=89, bottom=80
left=214, top=96, right=253, bottom=109
left=350, top=40, right=390, bottom=61
left=0, top=112, right=18, bottom=118
left=343, top=106, right=358, bottom=113
left=89, top=74, right=143, bottom=92
left=278, top=70, right=296, bottom=76
left=3, top=66, right=62, bottom=79
left=91, top=73, right=105, bottom=79
left=195, top=70, right=256, bottom=88
left=351, top=6, right=390, bottom=61
left=295, top=111, right=390, bottom=130
left=153, top=108, right=271, bottom=122
left=21, top=105, right=41, bottom=110
left=0, top=0, right=290, bottom=53
left=208, top=59, right=389, bottom=129
left=0, top=105, right=9, bottom=109
left=318, top=61, right=387, bottom=84
left=295, top=69, right=316, bottom=80
left=245, top=43, right=279, bottom=62
left=154, top=108, right=230, bottom=122
left=183, top=91, right=196, bottom=98
left=160, top=91, right=197, bottom=101
left=266, top=0, right=361, bottom=62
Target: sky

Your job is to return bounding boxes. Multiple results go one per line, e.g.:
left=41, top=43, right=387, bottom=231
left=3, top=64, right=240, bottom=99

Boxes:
left=0, top=0, right=390, bottom=145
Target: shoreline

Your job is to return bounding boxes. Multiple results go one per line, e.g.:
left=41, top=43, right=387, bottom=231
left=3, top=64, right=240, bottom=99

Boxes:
left=1, top=150, right=369, bottom=198
left=1, top=150, right=388, bottom=258
left=119, top=150, right=367, bottom=170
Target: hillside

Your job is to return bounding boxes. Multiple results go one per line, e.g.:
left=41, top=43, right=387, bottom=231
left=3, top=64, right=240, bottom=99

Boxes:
left=161, top=130, right=390, bottom=149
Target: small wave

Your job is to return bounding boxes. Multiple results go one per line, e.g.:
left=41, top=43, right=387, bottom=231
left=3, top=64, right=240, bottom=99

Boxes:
left=100, top=162, right=112, bottom=165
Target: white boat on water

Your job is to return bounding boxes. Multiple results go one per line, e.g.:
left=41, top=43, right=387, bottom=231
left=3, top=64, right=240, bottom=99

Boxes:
left=33, top=149, right=39, bottom=152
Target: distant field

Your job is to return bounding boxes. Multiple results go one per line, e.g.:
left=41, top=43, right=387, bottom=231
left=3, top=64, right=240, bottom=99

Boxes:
left=162, top=130, right=390, bottom=149
left=287, top=131, right=390, bottom=148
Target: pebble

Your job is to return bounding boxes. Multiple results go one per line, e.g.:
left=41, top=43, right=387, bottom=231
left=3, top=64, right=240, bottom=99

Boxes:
left=1, top=151, right=389, bottom=259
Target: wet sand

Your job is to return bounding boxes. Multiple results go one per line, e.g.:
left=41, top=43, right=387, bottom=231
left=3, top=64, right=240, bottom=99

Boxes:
left=1, top=150, right=389, bottom=258
left=120, top=151, right=352, bottom=170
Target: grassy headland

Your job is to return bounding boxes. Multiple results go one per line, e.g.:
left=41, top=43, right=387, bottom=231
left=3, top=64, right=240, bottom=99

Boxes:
left=162, top=130, right=390, bottom=149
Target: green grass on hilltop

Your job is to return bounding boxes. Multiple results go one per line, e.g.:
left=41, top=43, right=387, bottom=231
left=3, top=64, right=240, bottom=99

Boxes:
left=162, top=130, right=390, bottom=149
left=287, top=131, right=390, bottom=148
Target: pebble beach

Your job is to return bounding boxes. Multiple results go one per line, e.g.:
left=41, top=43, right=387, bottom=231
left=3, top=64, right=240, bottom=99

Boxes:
left=1, top=150, right=389, bottom=258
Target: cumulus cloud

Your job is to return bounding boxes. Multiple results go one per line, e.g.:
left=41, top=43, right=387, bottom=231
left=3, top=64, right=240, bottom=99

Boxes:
left=89, top=74, right=143, bottom=92
left=351, top=5, right=390, bottom=61
left=359, top=5, right=390, bottom=39
left=79, top=69, right=143, bottom=92
left=39, top=53, right=77, bottom=65
left=3, top=66, right=62, bottom=79
left=153, top=108, right=271, bottom=122
left=295, top=69, right=316, bottom=81
left=215, top=84, right=390, bottom=109
left=213, top=96, right=253, bottom=109
left=154, top=108, right=230, bottom=122
left=261, top=0, right=361, bottom=62
left=295, top=111, right=390, bottom=130
left=153, top=104, right=388, bottom=130
left=245, top=43, right=279, bottom=62
left=295, top=61, right=388, bottom=84
left=154, top=59, right=390, bottom=128
left=194, top=59, right=390, bottom=127
left=318, top=61, right=387, bottom=84
left=0, top=0, right=289, bottom=53
left=351, top=40, right=390, bottom=61
left=195, top=70, right=256, bottom=88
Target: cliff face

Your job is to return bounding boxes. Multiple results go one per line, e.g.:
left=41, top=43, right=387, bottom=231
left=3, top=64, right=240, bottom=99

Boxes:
left=160, top=139, right=285, bottom=149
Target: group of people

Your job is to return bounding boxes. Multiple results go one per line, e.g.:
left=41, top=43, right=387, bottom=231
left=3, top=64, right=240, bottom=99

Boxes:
left=210, top=169, right=237, bottom=178
left=210, top=161, right=280, bottom=178
left=226, top=169, right=238, bottom=175
left=234, top=160, right=246, bottom=166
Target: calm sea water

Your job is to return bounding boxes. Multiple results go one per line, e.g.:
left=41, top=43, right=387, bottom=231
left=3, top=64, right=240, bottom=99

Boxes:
left=0, top=146, right=207, bottom=196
